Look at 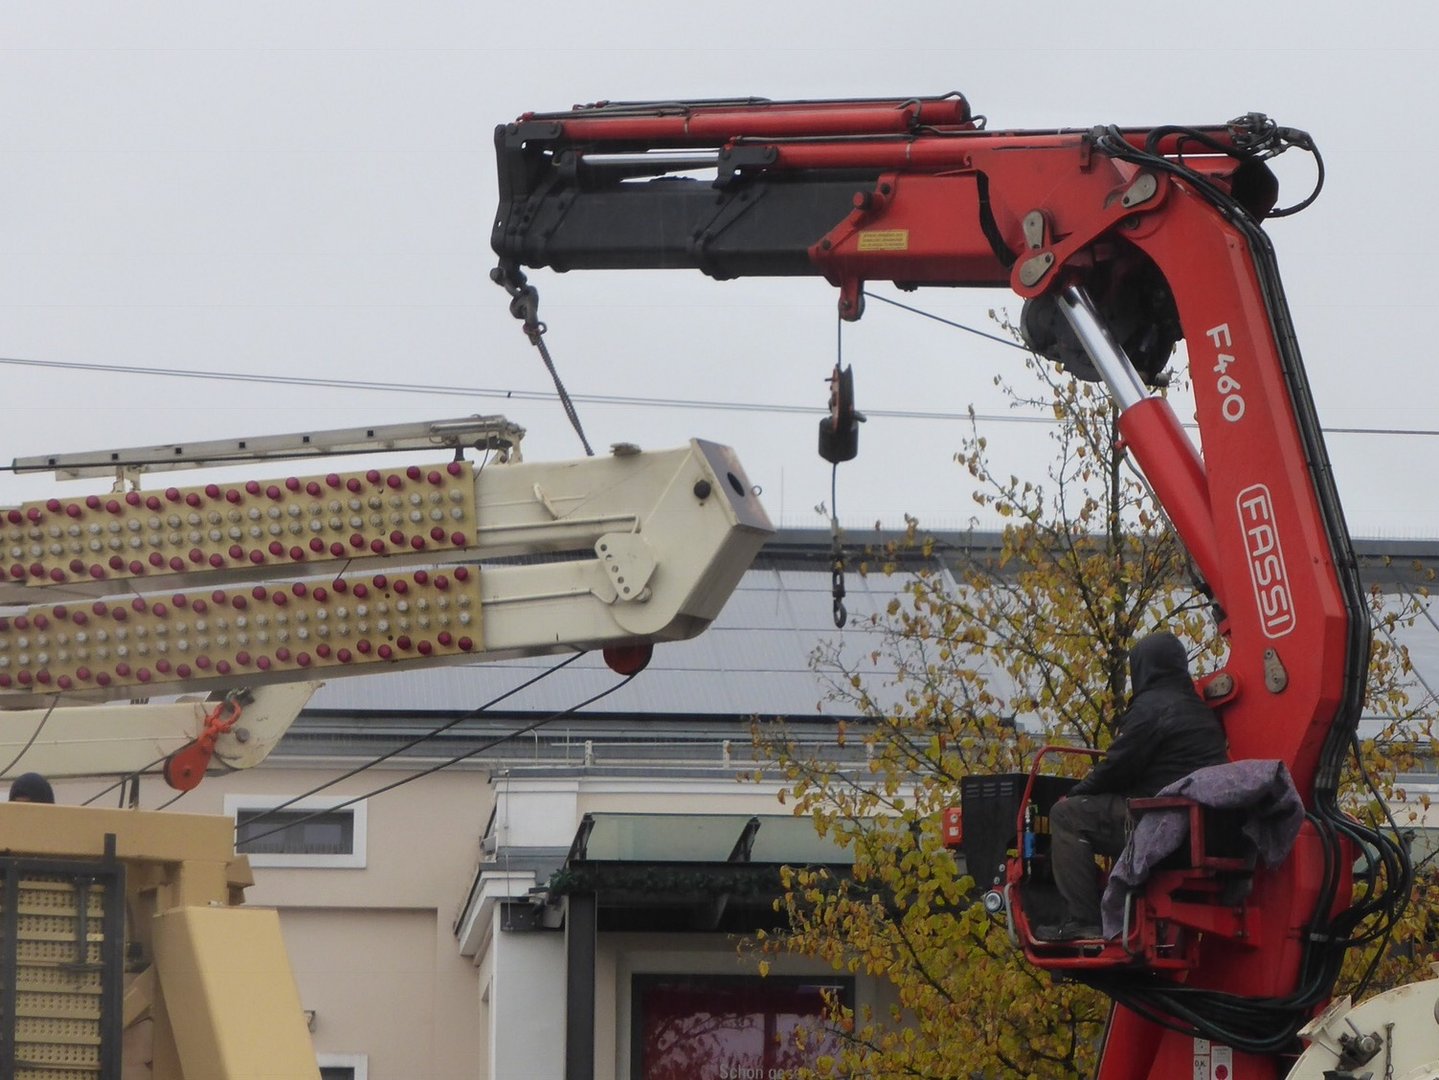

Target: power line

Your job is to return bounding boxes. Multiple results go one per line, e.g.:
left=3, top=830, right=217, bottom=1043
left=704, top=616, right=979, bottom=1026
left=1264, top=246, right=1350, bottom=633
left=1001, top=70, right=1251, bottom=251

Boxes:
left=0, top=694, right=61, bottom=779
left=0, top=353, right=1433, bottom=439
left=233, top=666, right=639, bottom=848
left=0, top=353, right=1016, bottom=424
left=81, top=756, right=168, bottom=807
left=237, top=651, right=587, bottom=828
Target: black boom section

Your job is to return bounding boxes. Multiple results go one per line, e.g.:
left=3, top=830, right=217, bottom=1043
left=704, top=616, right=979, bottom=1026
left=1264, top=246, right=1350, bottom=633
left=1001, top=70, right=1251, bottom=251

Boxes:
left=493, top=129, right=872, bottom=278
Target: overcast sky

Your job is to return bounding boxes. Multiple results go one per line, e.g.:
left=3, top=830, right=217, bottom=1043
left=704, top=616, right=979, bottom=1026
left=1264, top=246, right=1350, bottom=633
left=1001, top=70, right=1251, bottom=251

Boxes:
left=4, top=1, right=1437, bottom=540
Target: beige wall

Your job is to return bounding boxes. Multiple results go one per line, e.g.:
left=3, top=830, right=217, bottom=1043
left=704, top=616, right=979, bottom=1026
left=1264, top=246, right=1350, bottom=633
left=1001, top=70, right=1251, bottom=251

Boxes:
left=285, top=908, right=440, bottom=1074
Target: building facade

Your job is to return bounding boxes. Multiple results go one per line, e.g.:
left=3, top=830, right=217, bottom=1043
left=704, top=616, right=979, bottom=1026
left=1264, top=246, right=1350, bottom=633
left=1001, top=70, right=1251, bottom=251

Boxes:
left=44, top=529, right=1439, bottom=1079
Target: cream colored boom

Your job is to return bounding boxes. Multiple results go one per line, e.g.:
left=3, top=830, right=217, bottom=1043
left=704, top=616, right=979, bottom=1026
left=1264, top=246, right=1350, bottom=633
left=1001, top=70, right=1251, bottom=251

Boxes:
left=0, top=439, right=771, bottom=771
left=1290, top=978, right=1439, bottom=1079
left=0, top=681, right=319, bottom=781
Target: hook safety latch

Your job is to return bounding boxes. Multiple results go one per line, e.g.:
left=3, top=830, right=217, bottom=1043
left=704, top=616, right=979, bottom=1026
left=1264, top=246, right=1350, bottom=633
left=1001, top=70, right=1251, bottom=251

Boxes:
left=163, top=694, right=245, bottom=792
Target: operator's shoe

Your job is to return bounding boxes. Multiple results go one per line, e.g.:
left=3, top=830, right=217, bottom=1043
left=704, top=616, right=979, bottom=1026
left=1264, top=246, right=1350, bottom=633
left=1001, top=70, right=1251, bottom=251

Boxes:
left=1033, top=920, right=1102, bottom=942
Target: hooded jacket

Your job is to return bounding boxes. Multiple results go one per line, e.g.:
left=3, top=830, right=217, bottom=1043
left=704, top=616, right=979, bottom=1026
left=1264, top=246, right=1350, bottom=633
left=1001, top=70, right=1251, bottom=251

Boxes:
left=1068, top=632, right=1229, bottom=800
left=7, top=772, right=54, bottom=804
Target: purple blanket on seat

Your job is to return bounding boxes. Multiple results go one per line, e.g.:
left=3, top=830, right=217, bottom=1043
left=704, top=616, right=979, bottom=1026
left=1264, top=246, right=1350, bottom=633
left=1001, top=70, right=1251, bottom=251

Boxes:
left=1100, top=759, right=1304, bottom=938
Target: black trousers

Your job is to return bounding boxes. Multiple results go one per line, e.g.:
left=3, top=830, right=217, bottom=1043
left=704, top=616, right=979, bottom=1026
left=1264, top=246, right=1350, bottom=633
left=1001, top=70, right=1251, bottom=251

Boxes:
left=1048, top=793, right=1130, bottom=925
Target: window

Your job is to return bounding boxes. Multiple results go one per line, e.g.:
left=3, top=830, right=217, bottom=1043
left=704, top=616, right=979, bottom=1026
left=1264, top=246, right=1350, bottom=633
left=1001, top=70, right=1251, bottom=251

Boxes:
left=238, top=807, right=353, bottom=855
left=223, top=795, right=367, bottom=869
left=317, top=1052, right=368, bottom=1080
left=631, top=975, right=852, bottom=1080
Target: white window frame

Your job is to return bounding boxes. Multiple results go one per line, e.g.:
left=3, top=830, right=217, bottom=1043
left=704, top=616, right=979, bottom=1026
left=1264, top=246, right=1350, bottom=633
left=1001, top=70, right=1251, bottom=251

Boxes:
left=317, top=1052, right=369, bottom=1080
left=224, top=794, right=368, bottom=869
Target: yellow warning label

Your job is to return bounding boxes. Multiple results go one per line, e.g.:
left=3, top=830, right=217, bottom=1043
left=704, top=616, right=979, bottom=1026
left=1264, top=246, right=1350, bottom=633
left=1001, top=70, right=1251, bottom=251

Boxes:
left=856, top=230, right=910, bottom=252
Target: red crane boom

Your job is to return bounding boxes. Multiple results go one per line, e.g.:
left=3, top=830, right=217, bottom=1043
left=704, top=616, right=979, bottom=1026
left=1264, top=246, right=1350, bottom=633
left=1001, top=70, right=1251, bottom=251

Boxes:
left=492, top=93, right=1389, bottom=1078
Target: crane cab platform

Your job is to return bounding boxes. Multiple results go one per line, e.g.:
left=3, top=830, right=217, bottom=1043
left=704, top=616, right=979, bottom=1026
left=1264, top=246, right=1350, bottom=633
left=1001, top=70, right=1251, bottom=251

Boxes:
left=953, top=748, right=1260, bottom=973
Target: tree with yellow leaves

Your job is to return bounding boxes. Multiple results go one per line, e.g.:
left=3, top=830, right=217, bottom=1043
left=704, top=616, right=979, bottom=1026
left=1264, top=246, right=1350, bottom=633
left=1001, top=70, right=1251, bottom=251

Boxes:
left=752, top=351, right=1435, bottom=1079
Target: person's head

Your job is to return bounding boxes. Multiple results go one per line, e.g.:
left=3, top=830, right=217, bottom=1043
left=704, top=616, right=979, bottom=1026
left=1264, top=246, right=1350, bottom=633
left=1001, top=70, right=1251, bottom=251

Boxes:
left=1127, top=632, right=1193, bottom=695
left=8, top=773, right=54, bottom=804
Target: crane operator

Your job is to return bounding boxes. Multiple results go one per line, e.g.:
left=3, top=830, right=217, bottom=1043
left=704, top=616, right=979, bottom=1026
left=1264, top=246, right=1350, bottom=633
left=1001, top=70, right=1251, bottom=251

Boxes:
left=1038, top=631, right=1229, bottom=941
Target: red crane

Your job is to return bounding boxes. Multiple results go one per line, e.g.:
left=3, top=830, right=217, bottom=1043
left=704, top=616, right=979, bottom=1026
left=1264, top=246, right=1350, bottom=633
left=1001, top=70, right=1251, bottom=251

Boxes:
left=491, top=93, right=1407, bottom=1078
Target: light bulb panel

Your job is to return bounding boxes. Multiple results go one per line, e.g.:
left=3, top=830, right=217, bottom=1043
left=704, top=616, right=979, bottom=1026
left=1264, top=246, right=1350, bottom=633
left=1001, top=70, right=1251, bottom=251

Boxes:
left=0, top=567, right=484, bottom=695
left=1, top=462, right=477, bottom=587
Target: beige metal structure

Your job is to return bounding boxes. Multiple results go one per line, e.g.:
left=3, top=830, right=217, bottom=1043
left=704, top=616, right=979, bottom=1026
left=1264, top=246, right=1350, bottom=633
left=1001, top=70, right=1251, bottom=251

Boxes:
left=1291, top=977, right=1439, bottom=1078
left=0, top=681, right=321, bottom=782
left=0, top=802, right=318, bottom=1080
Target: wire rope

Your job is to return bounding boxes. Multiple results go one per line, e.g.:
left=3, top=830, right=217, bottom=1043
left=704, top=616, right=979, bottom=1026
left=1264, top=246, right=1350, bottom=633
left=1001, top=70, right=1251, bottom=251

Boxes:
left=0, top=354, right=1433, bottom=443
left=0, top=694, right=61, bottom=781
left=234, top=669, right=638, bottom=850
left=81, top=754, right=169, bottom=806
left=237, top=651, right=587, bottom=829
